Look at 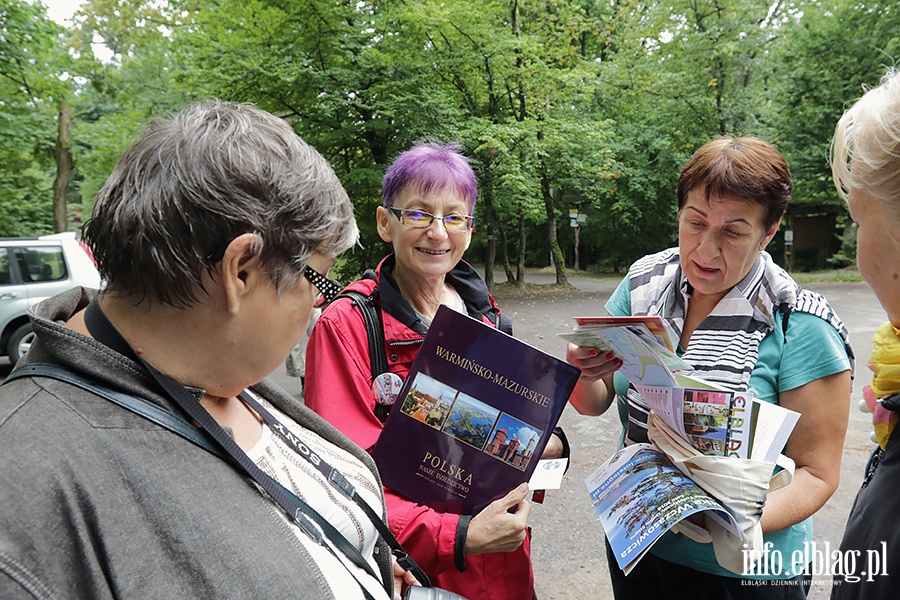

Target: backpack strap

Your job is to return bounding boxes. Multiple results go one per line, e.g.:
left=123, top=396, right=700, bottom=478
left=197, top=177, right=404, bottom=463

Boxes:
left=6, top=362, right=414, bottom=594
left=333, top=270, right=389, bottom=378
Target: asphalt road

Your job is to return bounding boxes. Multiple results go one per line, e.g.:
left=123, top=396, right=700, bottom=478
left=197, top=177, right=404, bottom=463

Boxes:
left=1, top=270, right=883, bottom=599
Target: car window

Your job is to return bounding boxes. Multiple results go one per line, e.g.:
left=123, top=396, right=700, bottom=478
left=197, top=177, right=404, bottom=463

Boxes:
left=0, top=249, right=10, bottom=285
left=13, top=247, right=68, bottom=283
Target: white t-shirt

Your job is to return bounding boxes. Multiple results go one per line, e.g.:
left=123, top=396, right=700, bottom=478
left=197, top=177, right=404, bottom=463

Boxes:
left=245, top=393, right=390, bottom=600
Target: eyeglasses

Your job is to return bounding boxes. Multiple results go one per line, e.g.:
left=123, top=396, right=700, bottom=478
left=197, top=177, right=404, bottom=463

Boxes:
left=304, top=265, right=342, bottom=308
left=389, top=207, right=475, bottom=232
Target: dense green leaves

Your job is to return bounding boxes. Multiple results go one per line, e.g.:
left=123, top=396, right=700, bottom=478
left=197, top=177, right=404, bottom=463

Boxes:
left=1, top=0, right=890, bottom=275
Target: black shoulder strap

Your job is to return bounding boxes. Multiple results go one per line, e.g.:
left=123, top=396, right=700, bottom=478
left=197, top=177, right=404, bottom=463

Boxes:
left=4, top=363, right=225, bottom=460
left=5, top=362, right=392, bottom=596
left=333, top=270, right=389, bottom=378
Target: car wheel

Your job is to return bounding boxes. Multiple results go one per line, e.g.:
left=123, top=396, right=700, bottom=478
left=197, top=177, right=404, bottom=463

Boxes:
left=7, top=323, right=35, bottom=364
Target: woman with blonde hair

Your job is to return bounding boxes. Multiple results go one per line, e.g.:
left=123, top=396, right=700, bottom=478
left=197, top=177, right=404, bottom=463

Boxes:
left=831, top=68, right=900, bottom=599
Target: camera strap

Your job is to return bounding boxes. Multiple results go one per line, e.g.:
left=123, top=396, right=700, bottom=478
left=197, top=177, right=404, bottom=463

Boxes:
left=237, top=390, right=431, bottom=586
left=82, top=299, right=388, bottom=600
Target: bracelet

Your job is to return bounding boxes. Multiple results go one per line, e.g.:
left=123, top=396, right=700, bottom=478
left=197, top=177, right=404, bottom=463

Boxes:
left=454, top=514, right=471, bottom=572
left=553, top=426, right=571, bottom=472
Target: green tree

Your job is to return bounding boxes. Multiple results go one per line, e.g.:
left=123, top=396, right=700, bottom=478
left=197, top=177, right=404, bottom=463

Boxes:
left=171, top=0, right=455, bottom=277
left=69, top=0, right=193, bottom=213
left=0, top=0, right=69, bottom=235
left=770, top=0, right=900, bottom=211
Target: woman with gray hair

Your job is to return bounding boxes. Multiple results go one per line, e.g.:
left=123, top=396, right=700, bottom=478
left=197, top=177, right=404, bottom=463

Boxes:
left=831, top=69, right=900, bottom=599
left=0, top=100, right=408, bottom=599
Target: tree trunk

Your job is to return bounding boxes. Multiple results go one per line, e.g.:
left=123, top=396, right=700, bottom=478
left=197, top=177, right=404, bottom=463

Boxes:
left=574, top=224, right=581, bottom=271
left=497, top=220, right=514, bottom=282
left=516, top=212, right=526, bottom=283
left=53, top=99, right=73, bottom=233
left=482, top=183, right=496, bottom=289
left=540, top=171, right=568, bottom=286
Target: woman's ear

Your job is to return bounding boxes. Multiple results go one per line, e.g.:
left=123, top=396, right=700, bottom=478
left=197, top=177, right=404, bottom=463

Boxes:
left=220, top=233, right=266, bottom=315
left=760, top=221, right=780, bottom=251
left=376, top=206, right=393, bottom=243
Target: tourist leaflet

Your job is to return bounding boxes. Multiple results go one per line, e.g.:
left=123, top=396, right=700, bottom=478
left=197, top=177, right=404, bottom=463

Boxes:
left=584, top=443, right=742, bottom=575
left=559, top=316, right=797, bottom=459
left=564, top=316, right=800, bottom=574
left=372, top=305, right=580, bottom=515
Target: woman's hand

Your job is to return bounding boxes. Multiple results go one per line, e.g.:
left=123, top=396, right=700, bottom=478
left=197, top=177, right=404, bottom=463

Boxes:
left=565, top=343, right=622, bottom=416
left=540, top=433, right=564, bottom=459
left=465, top=483, right=530, bottom=555
left=566, top=344, right=621, bottom=384
left=392, top=555, right=421, bottom=600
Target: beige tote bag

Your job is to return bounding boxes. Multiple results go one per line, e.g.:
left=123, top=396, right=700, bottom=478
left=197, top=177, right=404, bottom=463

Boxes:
left=647, top=410, right=793, bottom=574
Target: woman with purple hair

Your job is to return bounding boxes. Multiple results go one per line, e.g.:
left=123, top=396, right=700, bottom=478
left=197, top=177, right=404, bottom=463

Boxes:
left=306, top=141, right=565, bottom=599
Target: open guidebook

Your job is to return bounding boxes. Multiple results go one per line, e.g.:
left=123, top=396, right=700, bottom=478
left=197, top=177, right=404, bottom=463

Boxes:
left=563, top=316, right=800, bottom=574
left=585, top=442, right=743, bottom=575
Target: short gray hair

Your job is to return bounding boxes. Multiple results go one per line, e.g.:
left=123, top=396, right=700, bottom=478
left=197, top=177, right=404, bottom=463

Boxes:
left=831, top=68, right=900, bottom=208
left=83, top=99, right=358, bottom=307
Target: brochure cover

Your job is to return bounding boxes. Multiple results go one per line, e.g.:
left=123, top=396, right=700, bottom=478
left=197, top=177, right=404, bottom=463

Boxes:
left=373, top=305, right=581, bottom=515
left=585, top=443, right=742, bottom=575
left=571, top=315, right=678, bottom=351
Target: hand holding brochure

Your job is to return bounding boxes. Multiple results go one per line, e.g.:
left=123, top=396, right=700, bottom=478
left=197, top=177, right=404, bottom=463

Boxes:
left=560, top=316, right=798, bottom=460
left=571, top=316, right=801, bottom=574
left=560, top=316, right=692, bottom=388
left=568, top=315, right=678, bottom=351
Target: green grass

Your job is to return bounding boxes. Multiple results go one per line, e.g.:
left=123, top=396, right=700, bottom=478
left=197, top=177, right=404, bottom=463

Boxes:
left=789, top=268, right=864, bottom=284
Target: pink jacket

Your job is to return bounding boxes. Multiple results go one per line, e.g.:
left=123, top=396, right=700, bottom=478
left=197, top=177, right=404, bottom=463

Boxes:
left=305, top=256, right=534, bottom=600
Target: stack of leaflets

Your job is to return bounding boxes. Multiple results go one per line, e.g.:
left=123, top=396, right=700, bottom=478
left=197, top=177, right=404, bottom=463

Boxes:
left=559, top=316, right=799, bottom=461
left=566, top=316, right=801, bottom=575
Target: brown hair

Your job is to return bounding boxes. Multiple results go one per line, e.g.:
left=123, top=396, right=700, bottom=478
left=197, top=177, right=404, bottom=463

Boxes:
left=677, top=136, right=791, bottom=231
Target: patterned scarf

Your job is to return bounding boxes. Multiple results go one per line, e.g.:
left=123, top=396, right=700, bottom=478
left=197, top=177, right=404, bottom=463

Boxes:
left=628, top=248, right=854, bottom=393
left=863, top=322, right=900, bottom=450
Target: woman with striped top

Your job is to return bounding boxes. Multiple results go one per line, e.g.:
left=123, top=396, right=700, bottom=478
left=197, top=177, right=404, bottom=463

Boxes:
left=566, top=137, right=853, bottom=599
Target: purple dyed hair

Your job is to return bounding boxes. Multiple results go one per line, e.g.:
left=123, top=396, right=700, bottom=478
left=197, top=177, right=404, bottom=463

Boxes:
left=381, top=141, right=478, bottom=211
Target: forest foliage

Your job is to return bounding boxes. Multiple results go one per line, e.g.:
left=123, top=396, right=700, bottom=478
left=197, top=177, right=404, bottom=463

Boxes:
left=2, top=0, right=897, bottom=283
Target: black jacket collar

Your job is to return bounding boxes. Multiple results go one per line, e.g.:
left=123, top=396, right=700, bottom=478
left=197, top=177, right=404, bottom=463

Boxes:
left=376, top=255, right=501, bottom=337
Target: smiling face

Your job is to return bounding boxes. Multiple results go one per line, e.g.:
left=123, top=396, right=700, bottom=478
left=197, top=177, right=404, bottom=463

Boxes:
left=678, top=189, right=779, bottom=303
left=849, top=187, right=900, bottom=327
left=376, top=185, right=472, bottom=282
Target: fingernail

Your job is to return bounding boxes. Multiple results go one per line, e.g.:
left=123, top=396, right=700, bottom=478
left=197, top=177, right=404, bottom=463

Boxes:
left=517, top=482, right=529, bottom=493
left=587, top=349, right=598, bottom=357
left=605, top=352, right=615, bottom=360
left=615, top=358, right=623, bottom=367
